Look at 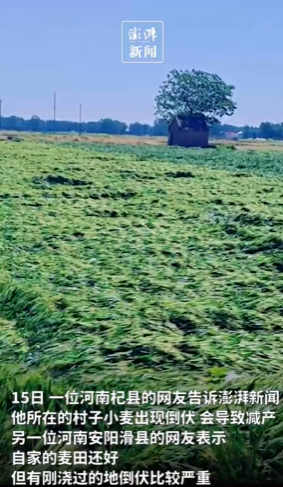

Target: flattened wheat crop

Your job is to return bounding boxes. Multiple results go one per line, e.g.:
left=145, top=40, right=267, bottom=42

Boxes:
left=1, top=139, right=283, bottom=481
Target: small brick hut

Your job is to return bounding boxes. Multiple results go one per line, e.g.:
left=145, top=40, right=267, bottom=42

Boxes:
left=168, top=114, right=209, bottom=148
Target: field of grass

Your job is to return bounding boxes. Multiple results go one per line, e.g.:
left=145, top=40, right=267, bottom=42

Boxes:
left=1, top=138, right=283, bottom=483
left=3, top=130, right=283, bottom=151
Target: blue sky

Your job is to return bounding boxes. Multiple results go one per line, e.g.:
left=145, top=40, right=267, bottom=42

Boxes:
left=1, top=0, right=283, bottom=125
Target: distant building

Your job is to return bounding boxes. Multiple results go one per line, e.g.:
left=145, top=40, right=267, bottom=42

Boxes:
left=168, top=114, right=209, bottom=148
left=226, top=131, right=241, bottom=140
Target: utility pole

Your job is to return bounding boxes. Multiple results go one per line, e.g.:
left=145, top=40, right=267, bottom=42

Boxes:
left=53, top=92, right=56, bottom=121
left=79, top=103, right=82, bottom=136
left=0, top=99, right=2, bottom=130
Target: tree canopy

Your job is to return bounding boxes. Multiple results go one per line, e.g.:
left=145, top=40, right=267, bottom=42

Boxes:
left=154, top=69, right=237, bottom=124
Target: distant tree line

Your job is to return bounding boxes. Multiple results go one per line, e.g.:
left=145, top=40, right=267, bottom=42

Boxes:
left=0, top=115, right=168, bottom=136
left=241, top=123, right=283, bottom=140
left=1, top=114, right=283, bottom=139
left=202, top=122, right=283, bottom=139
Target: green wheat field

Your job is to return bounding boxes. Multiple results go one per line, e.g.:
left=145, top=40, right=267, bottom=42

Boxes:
left=1, top=138, right=283, bottom=483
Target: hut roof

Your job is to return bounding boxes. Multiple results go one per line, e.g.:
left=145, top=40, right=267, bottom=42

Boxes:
left=173, top=114, right=208, bottom=131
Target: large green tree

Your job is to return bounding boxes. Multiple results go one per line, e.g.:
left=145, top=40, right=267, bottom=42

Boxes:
left=155, top=69, right=237, bottom=124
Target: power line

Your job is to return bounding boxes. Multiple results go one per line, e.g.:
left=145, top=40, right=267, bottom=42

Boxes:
left=53, top=92, right=56, bottom=121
